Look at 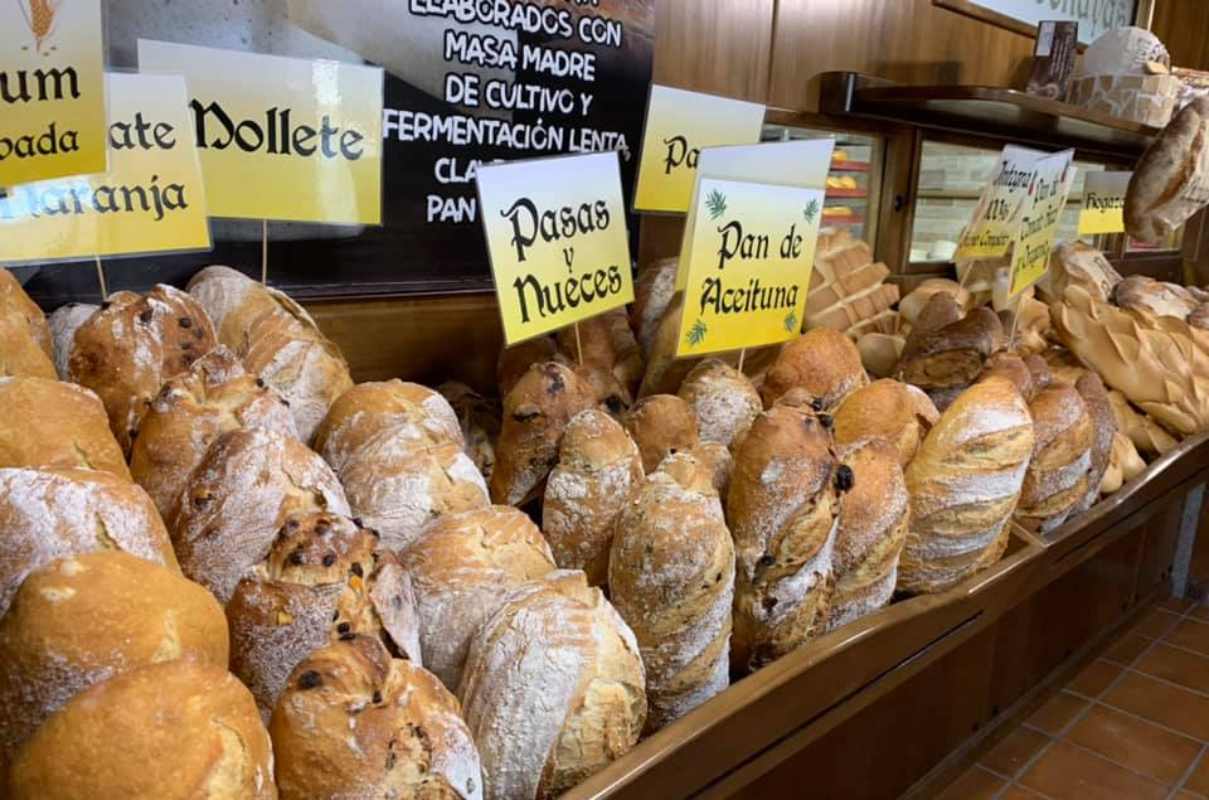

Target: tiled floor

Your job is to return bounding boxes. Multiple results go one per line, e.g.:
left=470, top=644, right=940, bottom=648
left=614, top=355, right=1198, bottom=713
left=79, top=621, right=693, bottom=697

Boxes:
left=939, top=597, right=1209, bottom=799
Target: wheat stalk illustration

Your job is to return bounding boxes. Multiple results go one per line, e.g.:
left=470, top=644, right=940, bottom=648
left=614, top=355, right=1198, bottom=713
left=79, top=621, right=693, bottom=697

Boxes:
left=18, top=0, right=62, bottom=54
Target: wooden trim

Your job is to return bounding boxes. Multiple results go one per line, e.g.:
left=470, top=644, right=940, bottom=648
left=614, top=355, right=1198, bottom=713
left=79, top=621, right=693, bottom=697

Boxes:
left=932, top=0, right=1045, bottom=39
left=1135, top=0, right=1157, bottom=29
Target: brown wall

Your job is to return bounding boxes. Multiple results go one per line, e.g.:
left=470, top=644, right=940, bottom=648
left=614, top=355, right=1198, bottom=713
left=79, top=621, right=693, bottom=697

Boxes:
left=1152, top=0, right=1209, bottom=70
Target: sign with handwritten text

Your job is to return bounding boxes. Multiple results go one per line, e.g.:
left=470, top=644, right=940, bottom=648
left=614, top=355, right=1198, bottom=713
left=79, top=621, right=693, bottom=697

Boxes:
left=956, top=144, right=1051, bottom=261
left=1078, top=171, right=1129, bottom=236
left=1010, top=149, right=1076, bottom=296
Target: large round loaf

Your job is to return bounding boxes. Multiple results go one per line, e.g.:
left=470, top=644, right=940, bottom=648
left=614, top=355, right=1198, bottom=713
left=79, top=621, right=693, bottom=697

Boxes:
left=47, top=302, right=97, bottom=380
left=271, top=637, right=483, bottom=800
left=678, top=358, right=762, bottom=447
left=459, top=571, right=646, bottom=800
left=399, top=505, right=555, bottom=690
left=832, top=378, right=940, bottom=466
left=621, top=393, right=700, bottom=473
left=609, top=453, right=734, bottom=732
left=171, top=427, right=350, bottom=603
left=0, top=467, right=177, bottom=616
left=543, top=409, right=644, bottom=585
left=0, top=376, right=129, bottom=480
left=0, top=268, right=54, bottom=380
left=130, top=346, right=298, bottom=519
left=1016, top=384, right=1094, bottom=533
left=8, top=660, right=276, bottom=799
left=760, top=328, right=867, bottom=409
left=188, top=264, right=318, bottom=344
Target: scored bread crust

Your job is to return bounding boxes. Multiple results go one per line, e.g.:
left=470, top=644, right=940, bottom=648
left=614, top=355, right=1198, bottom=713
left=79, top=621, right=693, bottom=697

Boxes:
left=621, top=393, right=700, bottom=474
left=1015, top=384, right=1094, bottom=534
left=632, top=257, right=678, bottom=357
left=47, top=302, right=97, bottom=380
left=832, top=378, right=939, bottom=466
left=1074, top=372, right=1117, bottom=514
left=678, top=358, right=762, bottom=448
left=1125, top=97, right=1209, bottom=243
left=759, top=328, right=868, bottom=410
left=0, top=377, right=130, bottom=480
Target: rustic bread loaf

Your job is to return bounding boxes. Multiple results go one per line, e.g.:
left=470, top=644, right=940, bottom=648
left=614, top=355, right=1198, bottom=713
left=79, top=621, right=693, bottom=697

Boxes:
left=8, top=660, right=276, bottom=800
left=897, top=307, right=1005, bottom=404
left=981, top=352, right=1039, bottom=402
left=609, top=452, right=734, bottom=731
left=46, top=302, right=97, bottom=380
left=172, top=427, right=350, bottom=603
left=0, top=467, right=177, bottom=616
left=678, top=358, right=762, bottom=447
left=632, top=257, right=678, bottom=356
left=0, top=268, right=51, bottom=356
left=692, top=440, right=734, bottom=497
left=1114, top=274, right=1199, bottom=319
left=621, top=393, right=700, bottom=473
left=557, top=308, right=644, bottom=398
left=899, top=376, right=1034, bottom=593
left=0, top=312, right=57, bottom=380
left=497, top=336, right=559, bottom=397
left=1125, top=97, right=1209, bottom=242
left=0, top=377, right=129, bottom=480
left=1075, top=372, right=1117, bottom=513
left=439, top=381, right=500, bottom=481
left=130, top=346, right=297, bottom=519
left=1015, top=384, right=1094, bottom=533
left=638, top=295, right=701, bottom=398
left=271, top=637, right=483, bottom=800
left=898, top=279, right=972, bottom=330
left=459, top=571, right=646, bottom=800
left=398, top=505, right=556, bottom=691
left=728, top=397, right=842, bottom=670
left=1107, top=389, right=1178, bottom=456
left=760, top=327, right=868, bottom=410
left=856, top=331, right=906, bottom=378
left=832, top=378, right=939, bottom=467
left=1042, top=241, right=1122, bottom=304
left=187, top=264, right=296, bottom=341
left=907, top=291, right=965, bottom=336
left=1102, top=432, right=1147, bottom=494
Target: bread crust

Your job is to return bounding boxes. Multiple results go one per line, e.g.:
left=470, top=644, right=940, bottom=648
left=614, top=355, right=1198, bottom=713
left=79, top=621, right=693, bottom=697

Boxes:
left=621, top=394, right=700, bottom=473
left=678, top=358, right=762, bottom=447
left=897, top=307, right=1004, bottom=397
left=1074, top=372, right=1117, bottom=514
left=0, top=268, right=54, bottom=380
left=832, top=378, right=939, bottom=466
left=46, top=302, right=98, bottom=380
left=1015, top=384, right=1094, bottom=533
left=760, top=328, right=867, bottom=410
left=0, top=377, right=130, bottom=480
left=1125, top=97, right=1209, bottom=242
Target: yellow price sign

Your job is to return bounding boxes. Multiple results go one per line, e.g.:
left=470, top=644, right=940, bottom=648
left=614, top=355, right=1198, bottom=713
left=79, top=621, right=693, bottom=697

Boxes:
left=476, top=152, right=634, bottom=345
left=1010, top=150, right=1075, bottom=297
left=956, top=145, right=1051, bottom=261
left=1078, top=171, right=1129, bottom=235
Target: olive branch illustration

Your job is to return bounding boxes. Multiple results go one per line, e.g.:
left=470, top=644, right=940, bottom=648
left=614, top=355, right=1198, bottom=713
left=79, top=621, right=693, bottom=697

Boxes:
left=803, top=198, right=819, bottom=224
left=686, top=318, right=708, bottom=347
left=784, top=310, right=798, bottom=333
left=706, top=190, right=727, bottom=220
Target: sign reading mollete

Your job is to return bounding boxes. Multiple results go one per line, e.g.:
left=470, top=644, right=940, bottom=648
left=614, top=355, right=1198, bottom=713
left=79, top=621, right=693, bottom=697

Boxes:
left=956, top=144, right=1051, bottom=261
left=633, top=85, right=766, bottom=214
left=0, top=72, right=211, bottom=263
left=138, top=39, right=384, bottom=225
left=1, top=0, right=107, bottom=186
left=1011, top=149, right=1076, bottom=296
left=676, top=178, right=821, bottom=358
left=477, top=152, right=633, bottom=344
left=1079, top=170, right=1130, bottom=235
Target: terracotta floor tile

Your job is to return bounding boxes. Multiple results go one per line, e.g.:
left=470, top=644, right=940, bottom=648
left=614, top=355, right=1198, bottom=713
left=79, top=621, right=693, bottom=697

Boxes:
left=1103, top=632, right=1153, bottom=666
left=1135, top=643, right=1209, bottom=695
left=1133, top=608, right=1184, bottom=639
left=936, top=765, right=1004, bottom=800
left=1065, top=704, right=1201, bottom=785
left=1025, top=691, right=1090, bottom=736
left=1187, top=749, right=1209, bottom=795
left=997, top=786, right=1048, bottom=799
left=1167, top=619, right=1209, bottom=657
left=1019, top=740, right=1168, bottom=799
left=1104, top=672, right=1209, bottom=741
left=1174, top=791, right=1207, bottom=799
left=980, top=726, right=1050, bottom=776
left=1192, top=604, right=1209, bottom=622
left=1066, top=659, right=1122, bottom=698
left=1160, top=596, right=1197, bottom=614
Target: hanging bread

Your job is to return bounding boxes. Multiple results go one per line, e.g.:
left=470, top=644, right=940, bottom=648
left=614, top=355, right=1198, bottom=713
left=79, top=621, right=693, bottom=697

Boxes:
left=632, top=257, right=678, bottom=356
left=1106, top=389, right=1178, bottom=456
left=0, top=268, right=55, bottom=380
left=832, top=378, right=939, bottom=466
left=760, top=327, right=868, bottom=409
left=1124, top=96, right=1209, bottom=242
left=1074, top=372, right=1116, bottom=513
left=678, top=358, right=762, bottom=447
left=1015, top=384, right=1094, bottom=534
left=46, top=302, right=97, bottom=380
left=621, top=393, right=700, bottom=473
left=0, top=377, right=129, bottom=480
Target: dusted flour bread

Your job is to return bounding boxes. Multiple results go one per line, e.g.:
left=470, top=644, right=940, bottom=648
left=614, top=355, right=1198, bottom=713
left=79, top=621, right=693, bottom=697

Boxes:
left=825, top=437, right=909, bottom=632
left=692, top=440, right=735, bottom=497
left=172, top=427, right=350, bottom=603
left=543, top=409, right=643, bottom=585
left=0, top=467, right=177, bottom=616
left=900, top=376, right=1034, bottom=593
left=490, top=361, right=597, bottom=506
left=897, top=278, right=972, bottom=332
left=497, top=336, right=559, bottom=397
left=728, top=398, right=843, bottom=670
left=459, top=571, right=646, bottom=800
left=760, top=327, right=867, bottom=409
left=0, top=552, right=227, bottom=777
left=439, top=381, right=501, bottom=481
left=678, top=358, right=762, bottom=447
left=557, top=309, right=644, bottom=398
left=1125, top=97, right=1209, bottom=242
left=69, top=285, right=218, bottom=453
left=8, top=660, right=276, bottom=800
left=1042, top=241, right=1122, bottom=304
left=609, top=452, right=734, bottom=731
left=0, top=268, right=54, bottom=380
left=1015, top=384, right=1094, bottom=533
left=1107, top=389, right=1178, bottom=456
left=0, top=268, right=51, bottom=356
left=1102, top=432, right=1147, bottom=493
left=1114, top=274, right=1200, bottom=319
left=832, top=378, right=940, bottom=466
left=897, top=307, right=1005, bottom=408
left=1192, top=304, right=1209, bottom=330
left=1075, top=372, right=1117, bottom=513
left=130, top=346, right=297, bottom=519
left=621, top=393, right=700, bottom=473
left=399, top=505, right=556, bottom=691
left=46, top=302, right=97, bottom=380
left=0, top=377, right=130, bottom=480
left=632, top=256, right=678, bottom=356
left=271, top=637, right=483, bottom=800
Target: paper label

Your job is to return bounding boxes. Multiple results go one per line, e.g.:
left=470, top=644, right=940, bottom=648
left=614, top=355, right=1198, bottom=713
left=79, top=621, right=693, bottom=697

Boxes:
left=1078, top=171, right=1130, bottom=235
left=1010, top=149, right=1076, bottom=296
left=0, top=0, right=107, bottom=185
left=476, top=152, right=633, bottom=345
left=138, top=39, right=384, bottom=224
left=955, top=145, right=1051, bottom=261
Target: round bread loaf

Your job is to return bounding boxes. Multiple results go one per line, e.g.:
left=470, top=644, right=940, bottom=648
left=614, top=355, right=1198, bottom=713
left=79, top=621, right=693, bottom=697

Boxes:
left=188, top=264, right=318, bottom=344
left=609, top=452, right=734, bottom=731
left=1015, top=384, right=1094, bottom=534
left=271, top=637, right=483, bottom=800
left=0, top=467, right=177, bottom=616
left=832, top=378, right=940, bottom=467
left=728, top=398, right=842, bottom=670
left=46, top=302, right=97, bottom=380
left=130, top=346, right=298, bottom=520
left=8, top=660, right=276, bottom=799
left=0, top=376, right=129, bottom=480
left=399, top=505, right=555, bottom=690
left=543, top=409, right=644, bottom=585
left=678, top=358, right=762, bottom=447
left=172, top=427, right=350, bottom=603
left=897, top=307, right=1005, bottom=405
left=760, top=328, right=867, bottom=409
left=1044, top=242, right=1122, bottom=304
left=898, top=279, right=971, bottom=329
left=497, top=336, right=559, bottom=398
left=632, top=257, right=677, bottom=356
left=621, top=393, right=700, bottom=473
left=0, top=551, right=228, bottom=776
left=459, top=571, right=646, bottom=800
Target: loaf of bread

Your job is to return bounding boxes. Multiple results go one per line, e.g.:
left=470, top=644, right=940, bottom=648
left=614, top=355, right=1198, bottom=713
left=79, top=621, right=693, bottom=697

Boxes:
left=0, top=552, right=227, bottom=778
left=1107, top=389, right=1178, bottom=456
left=498, top=336, right=559, bottom=397
left=439, top=381, right=501, bottom=481
left=825, top=437, right=909, bottom=631
left=130, top=346, right=297, bottom=519
left=172, top=427, right=350, bottom=603
left=898, top=279, right=972, bottom=330
left=692, top=440, right=734, bottom=497
left=1125, top=96, right=1209, bottom=242
left=609, top=452, right=733, bottom=731
left=1042, top=242, right=1122, bottom=304
left=807, top=231, right=899, bottom=336
left=1101, top=432, right=1147, bottom=494
left=543, top=409, right=643, bottom=585
left=621, top=393, right=700, bottom=473
left=46, top=302, right=97, bottom=380
left=0, top=268, right=51, bottom=355
left=899, top=376, right=1034, bottom=593
left=632, top=256, right=678, bottom=356
left=981, top=352, right=1039, bottom=402
left=0, top=377, right=129, bottom=480
left=1115, top=274, right=1200, bottom=320
left=557, top=309, right=644, bottom=398
left=69, top=285, right=218, bottom=453
left=728, top=397, right=842, bottom=670
left=677, top=358, right=762, bottom=447
left=271, top=637, right=483, bottom=800
left=0, top=268, right=54, bottom=380
left=490, top=361, right=597, bottom=506
left=1191, top=304, right=1209, bottom=330
left=897, top=307, right=1005, bottom=406
left=1075, top=372, right=1116, bottom=513
left=832, top=378, right=939, bottom=466
left=398, top=505, right=556, bottom=691
left=1015, top=384, right=1093, bottom=533
left=638, top=295, right=702, bottom=398
left=8, top=660, right=276, bottom=799
left=857, top=332, right=906, bottom=378
left=0, top=467, right=177, bottom=616
left=760, top=327, right=868, bottom=410
left=459, top=571, right=645, bottom=800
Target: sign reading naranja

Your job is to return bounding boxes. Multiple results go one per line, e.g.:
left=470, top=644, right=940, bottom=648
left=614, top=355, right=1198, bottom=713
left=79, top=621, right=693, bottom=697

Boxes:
left=1079, top=170, right=1129, bottom=235
left=0, top=72, right=211, bottom=263
left=1010, top=149, right=1076, bottom=297
left=477, top=151, right=634, bottom=345
left=138, top=39, right=384, bottom=225
left=0, top=0, right=107, bottom=186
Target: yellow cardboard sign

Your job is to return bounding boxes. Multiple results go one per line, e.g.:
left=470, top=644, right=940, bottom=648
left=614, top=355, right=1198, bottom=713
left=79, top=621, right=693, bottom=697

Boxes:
left=956, top=145, right=1050, bottom=260
left=676, top=178, right=821, bottom=357
left=0, top=72, right=211, bottom=263
left=1010, top=150, right=1075, bottom=297
left=1, top=0, right=107, bottom=186
left=633, top=85, right=766, bottom=214
left=138, top=39, right=383, bottom=225
left=1078, top=171, right=1130, bottom=235
left=477, top=152, right=634, bottom=345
